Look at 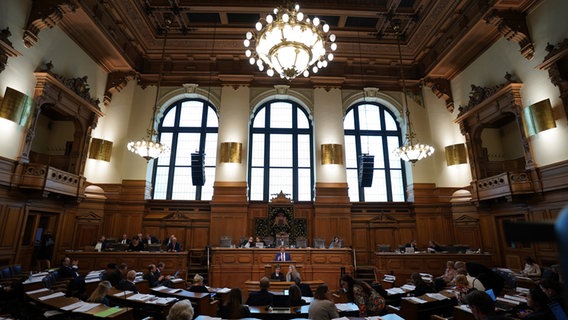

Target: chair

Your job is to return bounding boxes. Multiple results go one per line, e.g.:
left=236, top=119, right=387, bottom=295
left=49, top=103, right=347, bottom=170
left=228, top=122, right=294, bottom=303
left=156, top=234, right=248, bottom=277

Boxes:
left=377, top=244, right=392, bottom=252
left=313, top=238, right=325, bottom=249
left=263, top=236, right=274, bottom=247
left=295, top=237, right=307, bottom=248
left=219, top=236, right=232, bottom=248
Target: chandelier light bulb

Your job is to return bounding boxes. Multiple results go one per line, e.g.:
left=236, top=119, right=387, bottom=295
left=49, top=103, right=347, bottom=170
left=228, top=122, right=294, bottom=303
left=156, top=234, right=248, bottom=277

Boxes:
left=282, top=13, right=289, bottom=22
left=294, top=4, right=300, bottom=10
left=312, top=66, right=318, bottom=73
left=297, top=12, right=304, bottom=21
left=266, top=15, right=273, bottom=23
left=246, top=32, right=252, bottom=40
left=313, top=17, right=320, bottom=26
left=267, top=69, right=274, bottom=77
left=328, top=53, right=334, bottom=61
left=323, top=24, right=329, bottom=32
left=245, top=49, right=251, bottom=57
left=244, top=39, right=250, bottom=47
left=330, top=34, right=336, bottom=42
left=255, top=22, right=262, bottom=31
left=303, top=70, right=309, bottom=77
left=249, top=57, right=255, bottom=65
left=331, top=43, right=337, bottom=51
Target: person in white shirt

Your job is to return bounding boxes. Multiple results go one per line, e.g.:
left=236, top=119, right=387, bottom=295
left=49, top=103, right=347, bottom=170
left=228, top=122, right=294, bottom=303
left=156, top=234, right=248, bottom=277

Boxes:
left=521, top=256, right=541, bottom=278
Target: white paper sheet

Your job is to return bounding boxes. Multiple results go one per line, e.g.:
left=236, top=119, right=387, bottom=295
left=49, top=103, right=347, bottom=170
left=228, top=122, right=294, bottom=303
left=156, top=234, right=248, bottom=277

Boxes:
left=72, top=302, right=100, bottom=312
left=38, top=291, right=65, bottom=301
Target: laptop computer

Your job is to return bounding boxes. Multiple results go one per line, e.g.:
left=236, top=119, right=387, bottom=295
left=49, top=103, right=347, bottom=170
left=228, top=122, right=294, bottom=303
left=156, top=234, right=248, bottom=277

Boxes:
left=256, top=242, right=264, bottom=248
left=172, top=270, right=179, bottom=278
left=486, top=289, right=514, bottom=312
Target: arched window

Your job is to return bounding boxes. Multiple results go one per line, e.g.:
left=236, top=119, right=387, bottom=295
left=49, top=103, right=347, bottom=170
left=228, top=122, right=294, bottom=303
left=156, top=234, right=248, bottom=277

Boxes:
left=249, top=100, right=314, bottom=201
left=152, top=98, right=218, bottom=200
left=344, top=102, right=406, bottom=202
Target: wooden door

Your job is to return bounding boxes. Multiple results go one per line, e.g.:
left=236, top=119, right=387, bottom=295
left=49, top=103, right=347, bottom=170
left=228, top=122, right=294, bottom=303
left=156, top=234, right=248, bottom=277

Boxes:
left=20, top=211, right=59, bottom=271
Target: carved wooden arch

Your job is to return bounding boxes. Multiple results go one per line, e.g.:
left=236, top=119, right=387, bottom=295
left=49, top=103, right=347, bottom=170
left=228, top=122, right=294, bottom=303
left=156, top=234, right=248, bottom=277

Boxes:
left=23, top=0, right=78, bottom=48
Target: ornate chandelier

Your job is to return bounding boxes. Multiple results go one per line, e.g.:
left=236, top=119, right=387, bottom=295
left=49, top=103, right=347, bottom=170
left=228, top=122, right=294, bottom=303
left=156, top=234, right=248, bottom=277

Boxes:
left=243, top=2, right=337, bottom=80
left=391, top=22, right=434, bottom=164
left=127, top=19, right=171, bottom=162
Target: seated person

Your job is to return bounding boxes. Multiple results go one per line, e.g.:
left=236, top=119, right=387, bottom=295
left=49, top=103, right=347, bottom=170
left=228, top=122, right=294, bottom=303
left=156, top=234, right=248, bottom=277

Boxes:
left=101, top=263, right=122, bottom=287
left=286, top=264, right=300, bottom=282
left=128, top=238, right=144, bottom=251
left=87, top=280, right=111, bottom=306
left=465, top=290, right=503, bottom=320
left=93, top=236, right=107, bottom=252
left=116, top=270, right=138, bottom=293
left=329, top=236, right=342, bottom=248
left=270, top=264, right=285, bottom=281
left=59, top=256, right=80, bottom=278
left=517, top=287, right=553, bottom=319
left=521, top=256, right=542, bottom=278
left=453, top=274, right=471, bottom=304
left=289, top=284, right=308, bottom=305
left=308, top=284, right=339, bottom=320
left=240, top=236, right=254, bottom=248
left=274, top=246, right=292, bottom=261
left=340, top=274, right=385, bottom=317
left=427, top=240, right=442, bottom=252
left=119, top=233, right=131, bottom=245
left=188, top=274, right=209, bottom=293
left=404, top=239, right=418, bottom=251
left=167, top=299, right=194, bottom=320
left=143, top=233, right=159, bottom=245
left=255, top=236, right=265, bottom=247
left=166, top=237, right=181, bottom=252
left=246, top=276, right=274, bottom=306
left=294, top=277, right=314, bottom=297
left=145, top=263, right=172, bottom=288
left=411, top=272, right=435, bottom=296
left=218, top=288, right=251, bottom=319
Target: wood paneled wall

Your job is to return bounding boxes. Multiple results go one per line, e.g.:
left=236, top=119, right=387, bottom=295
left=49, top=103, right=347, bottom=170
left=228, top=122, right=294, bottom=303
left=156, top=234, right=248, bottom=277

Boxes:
left=0, top=156, right=567, bottom=271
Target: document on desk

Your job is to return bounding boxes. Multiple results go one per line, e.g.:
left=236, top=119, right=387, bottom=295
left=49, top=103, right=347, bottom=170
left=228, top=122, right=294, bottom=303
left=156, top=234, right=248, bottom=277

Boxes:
left=426, top=293, right=450, bottom=300
left=401, top=284, right=416, bottom=291
left=153, top=285, right=169, bottom=291
left=61, top=301, right=87, bottom=311
left=331, top=317, right=350, bottom=320
left=504, top=294, right=527, bottom=303
left=496, top=297, right=520, bottom=305
left=146, top=297, right=177, bottom=305
left=27, top=287, right=49, bottom=294
left=216, top=287, right=230, bottom=293
left=196, top=317, right=222, bottom=320
left=72, top=302, right=100, bottom=312
left=403, top=296, right=427, bottom=304
left=127, top=293, right=154, bottom=301
left=168, top=288, right=182, bottom=294
left=335, top=303, right=359, bottom=312
left=386, top=287, right=405, bottom=295
left=38, top=291, right=65, bottom=300
left=456, top=304, right=472, bottom=313
left=113, top=290, right=133, bottom=296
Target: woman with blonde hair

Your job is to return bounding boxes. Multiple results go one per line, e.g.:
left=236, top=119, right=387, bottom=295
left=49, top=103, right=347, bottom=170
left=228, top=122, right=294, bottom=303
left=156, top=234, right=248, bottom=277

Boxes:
left=188, top=273, right=209, bottom=293
left=454, top=274, right=471, bottom=304
left=87, top=280, right=111, bottom=306
left=286, top=264, right=301, bottom=282
left=167, top=300, right=194, bottom=320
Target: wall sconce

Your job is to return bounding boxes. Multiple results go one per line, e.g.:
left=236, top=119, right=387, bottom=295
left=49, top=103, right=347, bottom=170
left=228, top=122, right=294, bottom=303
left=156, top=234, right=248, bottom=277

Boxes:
left=219, top=142, right=242, bottom=163
left=0, top=87, right=29, bottom=125
left=321, top=144, right=343, bottom=165
left=88, top=138, right=113, bottom=162
left=523, top=98, right=556, bottom=136
left=445, top=143, right=467, bottom=166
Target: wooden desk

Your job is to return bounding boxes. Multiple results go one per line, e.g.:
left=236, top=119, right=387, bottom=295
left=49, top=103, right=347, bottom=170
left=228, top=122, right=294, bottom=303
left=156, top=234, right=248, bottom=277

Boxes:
left=26, top=288, right=132, bottom=319
left=107, top=287, right=176, bottom=319
left=210, top=247, right=353, bottom=290
left=244, top=280, right=324, bottom=297
left=375, top=252, right=493, bottom=286
left=151, top=286, right=218, bottom=316
left=247, top=302, right=359, bottom=319
left=57, top=251, right=188, bottom=281
left=392, top=292, right=456, bottom=320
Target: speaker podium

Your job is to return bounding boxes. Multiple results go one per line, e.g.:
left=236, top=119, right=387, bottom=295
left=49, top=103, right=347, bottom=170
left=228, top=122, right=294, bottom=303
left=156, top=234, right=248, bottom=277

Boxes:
left=191, top=152, right=205, bottom=186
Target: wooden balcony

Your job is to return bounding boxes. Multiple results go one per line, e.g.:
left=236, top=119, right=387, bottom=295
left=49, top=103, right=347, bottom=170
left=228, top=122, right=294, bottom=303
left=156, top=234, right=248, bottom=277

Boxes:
left=14, top=162, right=85, bottom=198
left=473, top=171, right=535, bottom=201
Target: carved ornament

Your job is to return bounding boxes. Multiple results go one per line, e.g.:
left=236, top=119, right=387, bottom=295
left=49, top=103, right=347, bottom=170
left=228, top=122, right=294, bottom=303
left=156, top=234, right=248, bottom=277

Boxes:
left=23, top=0, right=78, bottom=48
left=457, top=73, right=515, bottom=117
left=103, top=71, right=137, bottom=106
left=484, top=10, right=534, bottom=60
left=0, top=27, right=21, bottom=74
left=422, top=78, right=454, bottom=112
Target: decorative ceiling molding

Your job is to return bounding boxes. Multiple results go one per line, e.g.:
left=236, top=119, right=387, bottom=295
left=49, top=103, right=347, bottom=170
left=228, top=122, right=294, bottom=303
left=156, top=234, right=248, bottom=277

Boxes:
left=422, top=77, right=454, bottom=112
left=483, top=10, right=534, bottom=60
left=104, top=71, right=138, bottom=106
left=0, top=27, right=20, bottom=74
left=23, top=0, right=78, bottom=48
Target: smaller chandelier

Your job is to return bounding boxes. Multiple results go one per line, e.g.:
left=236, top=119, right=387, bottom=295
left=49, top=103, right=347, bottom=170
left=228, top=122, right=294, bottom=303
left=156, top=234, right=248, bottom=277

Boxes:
left=243, top=3, right=337, bottom=80
left=127, top=19, right=172, bottom=162
left=391, top=21, right=434, bottom=164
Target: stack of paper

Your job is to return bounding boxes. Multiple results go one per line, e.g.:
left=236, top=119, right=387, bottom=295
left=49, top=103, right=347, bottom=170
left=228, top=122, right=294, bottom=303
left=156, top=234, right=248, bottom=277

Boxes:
left=401, top=284, right=416, bottom=291
left=426, top=293, right=449, bottom=300
left=403, top=296, right=427, bottom=304
left=72, top=302, right=100, bottom=312
left=27, top=288, right=49, bottom=295
left=38, top=291, right=65, bottom=301
left=127, top=293, right=154, bottom=301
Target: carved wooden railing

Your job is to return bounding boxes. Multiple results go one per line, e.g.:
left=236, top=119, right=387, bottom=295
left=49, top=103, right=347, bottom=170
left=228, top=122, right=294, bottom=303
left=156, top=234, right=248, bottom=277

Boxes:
left=15, top=163, right=86, bottom=198
left=475, top=171, right=534, bottom=201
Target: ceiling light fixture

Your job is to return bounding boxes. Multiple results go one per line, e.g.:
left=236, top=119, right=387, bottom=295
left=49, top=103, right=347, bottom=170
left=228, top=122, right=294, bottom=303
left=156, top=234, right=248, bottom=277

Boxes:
left=243, top=2, right=337, bottom=80
left=127, top=18, right=171, bottom=161
left=391, top=21, right=434, bottom=164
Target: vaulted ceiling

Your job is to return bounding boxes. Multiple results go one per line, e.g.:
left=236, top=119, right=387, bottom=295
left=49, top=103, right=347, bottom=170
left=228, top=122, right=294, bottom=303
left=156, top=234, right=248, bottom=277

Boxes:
left=25, top=0, right=539, bottom=92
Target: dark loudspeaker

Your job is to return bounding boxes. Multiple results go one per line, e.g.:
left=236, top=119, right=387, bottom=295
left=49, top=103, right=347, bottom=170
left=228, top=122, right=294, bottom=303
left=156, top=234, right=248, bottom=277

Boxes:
left=191, top=152, right=205, bottom=186
left=358, top=154, right=374, bottom=187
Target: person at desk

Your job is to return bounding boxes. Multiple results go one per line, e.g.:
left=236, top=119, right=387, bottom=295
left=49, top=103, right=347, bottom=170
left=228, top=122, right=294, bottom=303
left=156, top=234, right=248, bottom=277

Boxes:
left=93, top=235, right=107, bottom=252
left=340, top=274, right=385, bottom=317
left=329, top=236, right=342, bottom=248
left=102, top=263, right=121, bottom=287
left=166, top=237, right=181, bottom=252
left=404, top=239, right=418, bottom=251
left=308, top=284, right=339, bottom=320
left=218, top=288, right=251, bottom=319
left=144, top=233, right=159, bottom=245
left=521, top=256, right=542, bottom=278
left=540, top=277, right=568, bottom=316
left=145, top=263, right=172, bottom=288
left=167, top=299, right=194, bottom=320
left=246, top=276, right=274, bottom=306
left=240, top=236, right=254, bottom=248
left=427, top=240, right=442, bottom=252
left=411, top=272, right=435, bottom=296
left=276, top=234, right=287, bottom=248
left=119, top=233, right=131, bottom=245
left=87, top=280, right=111, bottom=306
left=59, top=256, right=80, bottom=278
left=286, top=264, right=300, bottom=282
left=116, top=270, right=138, bottom=293
left=275, top=246, right=291, bottom=262
left=289, top=284, right=308, bottom=306
left=294, top=277, right=314, bottom=297
left=188, top=274, right=209, bottom=293
left=270, top=264, right=285, bottom=281
left=517, top=287, right=554, bottom=320
left=128, top=238, right=144, bottom=251
left=255, top=236, right=265, bottom=247
left=465, top=290, right=511, bottom=320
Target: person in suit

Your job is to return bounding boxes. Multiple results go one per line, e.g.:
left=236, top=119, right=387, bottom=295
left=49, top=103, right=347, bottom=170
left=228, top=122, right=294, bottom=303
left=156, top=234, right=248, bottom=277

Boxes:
left=411, top=273, right=435, bottom=296
left=119, top=233, right=131, bottom=245
left=93, top=236, right=107, bottom=252
left=59, top=256, right=80, bottom=278
left=289, top=284, right=308, bottom=306
left=246, top=276, right=274, bottom=306
left=218, top=288, right=251, bottom=319
left=276, top=234, right=287, bottom=248
left=240, top=236, right=254, bottom=248
left=329, top=236, right=341, bottom=249
left=308, top=284, right=339, bottom=320
left=145, top=264, right=161, bottom=287
left=188, top=274, right=209, bottom=293
left=37, top=230, right=55, bottom=270
left=128, top=238, right=144, bottom=251
left=167, top=237, right=181, bottom=252
left=270, top=264, right=285, bottom=281
left=143, top=233, right=159, bottom=245
left=116, top=270, right=138, bottom=293
left=274, top=246, right=291, bottom=261
left=404, top=239, right=418, bottom=251
left=102, top=263, right=122, bottom=287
